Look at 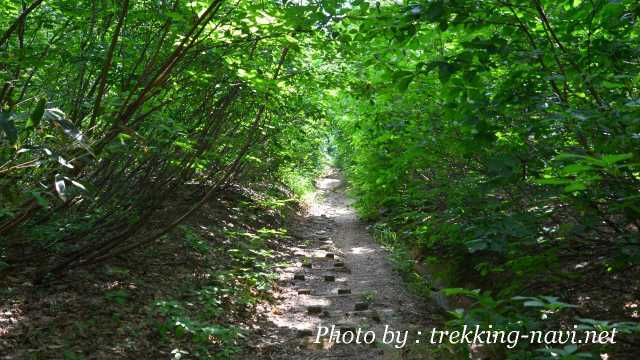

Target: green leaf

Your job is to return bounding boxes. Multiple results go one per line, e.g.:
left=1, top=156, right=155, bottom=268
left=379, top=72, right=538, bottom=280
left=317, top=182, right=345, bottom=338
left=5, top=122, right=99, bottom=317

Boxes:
left=564, top=182, right=587, bottom=192
left=27, top=97, right=46, bottom=129
left=601, top=80, right=625, bottom=89
left=599, top=2, right=625, bottom=27
left=0, top=111, right=18, bottom=144
left=397, top=76, right=412, bottom=92
left=523, top=300, right=545, bottom=307
left=561, top=164, right=592, bottom=174
left=600, top=153, right=632, bottom=165
left=392, top=70, right=414, bottom=92
left=416, top=61, right=438, bottom=74
left=554, top=153, right=586, bottom=161
left=31, top=191, right=49, bottom=207
left=441, top=287, right=479, bottom=297
left=65, top=177, right=88, bottom=192
left=465, top=238, right=488, bottom=253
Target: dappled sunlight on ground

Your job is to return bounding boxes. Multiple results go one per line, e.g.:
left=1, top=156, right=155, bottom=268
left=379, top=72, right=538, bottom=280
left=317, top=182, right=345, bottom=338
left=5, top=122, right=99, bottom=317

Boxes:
left=251, top=171, right=434, bottom=359
left=0, top=302, right=23, bottom=339
left=315, top=177, right=342, bottom=191
left=350, top=246, right=375, bottom=255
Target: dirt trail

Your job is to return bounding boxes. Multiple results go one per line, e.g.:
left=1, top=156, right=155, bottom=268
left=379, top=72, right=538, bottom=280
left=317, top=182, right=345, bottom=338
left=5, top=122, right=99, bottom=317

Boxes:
left=251, top=171, right=436, bottom=359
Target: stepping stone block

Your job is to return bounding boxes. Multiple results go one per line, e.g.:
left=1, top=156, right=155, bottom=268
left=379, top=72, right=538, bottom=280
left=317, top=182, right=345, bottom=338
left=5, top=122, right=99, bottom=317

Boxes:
left=324, top=275, right=336, bottom=282
left=336, top=323, right=357, bottom=332
left=293, top=274, right=305, bottom=281
left=297, top=288, right=312, bottom=295
left=319, top=244, right=332, bottom=250
left=355, top=302, right=369, bottom=311
left=337, top=288, right=351, bottom=295
left=325, top=253, right=335, bottom=259
left=307, top=305, right=323, bottom=315
left=371, top=311, right=382, bottom=323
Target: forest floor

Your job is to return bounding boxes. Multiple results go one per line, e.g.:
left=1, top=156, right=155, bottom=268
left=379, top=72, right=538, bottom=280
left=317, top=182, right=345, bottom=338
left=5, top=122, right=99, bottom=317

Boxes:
left=0, top=170, right=440, bottom=359
left=244, top=170, right=439, bottom=359
left=1, top=182, right=301, bottom=359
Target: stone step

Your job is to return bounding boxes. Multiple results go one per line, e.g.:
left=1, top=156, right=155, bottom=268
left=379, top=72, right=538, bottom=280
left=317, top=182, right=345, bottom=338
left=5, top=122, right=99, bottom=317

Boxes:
left=306, top=266, right=340, bottom=272
left=297, top=328, right=313, bottom=337
left=335, top=322, right=358, bottom=333
left=297, top=288, right=313, bottom=295
left=307, top=305, right=325, bottom=315
left=299, top=290, right=378, bottom=299
left=293, top=274, right=306, bottom=281
left=343, top=308, right=395, bottom=323
left=313, top=265, right=343, bottom=272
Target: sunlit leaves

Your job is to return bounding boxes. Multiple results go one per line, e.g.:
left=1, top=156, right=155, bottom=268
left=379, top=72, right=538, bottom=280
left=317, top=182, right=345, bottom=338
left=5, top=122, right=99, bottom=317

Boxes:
left=44, top=108, right=94, bottom=156
left=325, top=1, right=640, bottom=356
left=513, top=296, right=577, bottom=312
left=535, top=152, right=636, bottom=193
left=0, top=0, right=328, bottom=277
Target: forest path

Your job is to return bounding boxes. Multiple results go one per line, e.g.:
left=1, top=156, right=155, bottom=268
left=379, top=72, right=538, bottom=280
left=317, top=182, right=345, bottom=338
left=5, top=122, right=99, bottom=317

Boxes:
left=250, top=170, right=436, bottom=359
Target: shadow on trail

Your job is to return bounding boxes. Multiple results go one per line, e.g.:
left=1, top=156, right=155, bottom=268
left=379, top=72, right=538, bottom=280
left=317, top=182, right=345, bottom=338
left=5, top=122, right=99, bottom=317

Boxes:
left=249, top=171, right=435, bottom=360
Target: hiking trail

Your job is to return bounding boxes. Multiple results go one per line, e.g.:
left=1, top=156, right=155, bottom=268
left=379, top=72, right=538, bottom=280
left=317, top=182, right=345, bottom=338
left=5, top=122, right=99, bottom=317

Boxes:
left=250, top=170, right=436, bottom=359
